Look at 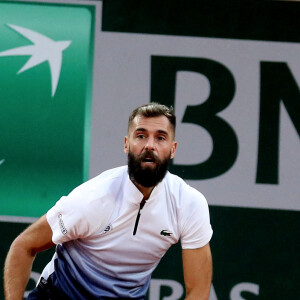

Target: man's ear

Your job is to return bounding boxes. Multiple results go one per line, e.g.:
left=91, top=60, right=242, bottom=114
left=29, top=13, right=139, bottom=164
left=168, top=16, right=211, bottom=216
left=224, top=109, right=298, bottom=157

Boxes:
left=124, top=136, right=129, bottom=154
left=170, top=141, right=178, bottom=159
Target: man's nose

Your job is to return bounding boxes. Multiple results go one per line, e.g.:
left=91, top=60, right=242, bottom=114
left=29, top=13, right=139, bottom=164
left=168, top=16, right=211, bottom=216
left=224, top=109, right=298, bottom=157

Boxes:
left=145, top=137, right=155, bottom=151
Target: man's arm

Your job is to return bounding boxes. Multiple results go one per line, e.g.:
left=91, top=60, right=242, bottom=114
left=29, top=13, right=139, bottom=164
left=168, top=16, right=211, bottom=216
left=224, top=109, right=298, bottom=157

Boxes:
left=4, top=214, right=55, bottom=300
left=182, top=243, right=213, bottom=300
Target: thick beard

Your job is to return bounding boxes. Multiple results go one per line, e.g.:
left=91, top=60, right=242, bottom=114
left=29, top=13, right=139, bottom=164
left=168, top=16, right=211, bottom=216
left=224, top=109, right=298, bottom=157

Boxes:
left=127, top=150, right=170, bottom=188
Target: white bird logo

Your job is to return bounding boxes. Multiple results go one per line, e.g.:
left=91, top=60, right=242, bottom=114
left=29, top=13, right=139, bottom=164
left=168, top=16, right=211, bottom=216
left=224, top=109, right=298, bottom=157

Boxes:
left=0, top=24, right=71, bottom=97
left=0, top=159, right=5, bottom=166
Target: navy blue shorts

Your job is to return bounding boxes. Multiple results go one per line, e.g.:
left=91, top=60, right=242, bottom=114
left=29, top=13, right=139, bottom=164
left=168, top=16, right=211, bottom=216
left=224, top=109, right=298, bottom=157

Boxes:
left=27, top=277, right=68, bottom=300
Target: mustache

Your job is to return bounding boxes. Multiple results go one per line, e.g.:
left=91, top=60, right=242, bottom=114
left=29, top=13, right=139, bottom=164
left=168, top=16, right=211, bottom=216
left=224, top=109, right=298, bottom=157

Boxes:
left=139, top=150, right=160, bottom=163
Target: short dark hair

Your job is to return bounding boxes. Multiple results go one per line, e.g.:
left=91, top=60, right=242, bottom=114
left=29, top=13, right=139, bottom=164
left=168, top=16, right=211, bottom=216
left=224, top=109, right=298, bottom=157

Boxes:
left=128, top=103, right=176, bottom=135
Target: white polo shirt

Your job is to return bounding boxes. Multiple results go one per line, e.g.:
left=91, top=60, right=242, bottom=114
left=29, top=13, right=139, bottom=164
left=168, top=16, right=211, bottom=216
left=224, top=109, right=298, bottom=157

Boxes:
left=42, top=166, right=213, bottom=299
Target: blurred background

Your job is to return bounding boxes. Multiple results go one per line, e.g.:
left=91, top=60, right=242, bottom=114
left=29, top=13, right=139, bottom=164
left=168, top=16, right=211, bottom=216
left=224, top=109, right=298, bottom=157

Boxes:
left=0, top=0, right=299, bottom=299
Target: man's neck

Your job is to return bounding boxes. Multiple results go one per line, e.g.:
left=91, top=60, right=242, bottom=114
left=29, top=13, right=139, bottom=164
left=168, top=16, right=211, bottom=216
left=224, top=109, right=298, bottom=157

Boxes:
left=131, top=179, right=154, bottom=200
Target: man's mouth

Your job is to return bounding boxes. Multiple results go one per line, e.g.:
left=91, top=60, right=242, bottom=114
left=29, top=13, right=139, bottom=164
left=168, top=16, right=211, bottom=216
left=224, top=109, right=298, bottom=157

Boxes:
left=140, top=152, right=158, bottom=165
left=142, top=157, right=156, bottom=164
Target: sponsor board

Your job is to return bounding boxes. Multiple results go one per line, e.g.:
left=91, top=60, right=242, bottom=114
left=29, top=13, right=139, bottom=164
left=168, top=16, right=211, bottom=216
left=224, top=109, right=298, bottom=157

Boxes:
left=1, top=1, right=299, bottom=299
left=0, top=1, right=95, bottom=217
left=90, top=29, right=300, bottom=212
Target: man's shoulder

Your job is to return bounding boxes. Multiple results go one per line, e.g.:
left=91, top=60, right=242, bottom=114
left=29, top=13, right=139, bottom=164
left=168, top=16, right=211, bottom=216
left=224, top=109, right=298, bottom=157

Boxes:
left=165, top=171, right=184, bottom=183
left=95, top=165, right=127, bottom=181
left=69, top=166, right=127, bottom=198
left=165, top=171, right=189, bottom=191
left=165, top=171, right=206, bottom=202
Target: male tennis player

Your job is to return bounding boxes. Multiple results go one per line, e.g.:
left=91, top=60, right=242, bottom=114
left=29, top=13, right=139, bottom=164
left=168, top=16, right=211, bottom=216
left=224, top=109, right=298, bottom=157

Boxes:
left=4, top=103, right=213, bottom=300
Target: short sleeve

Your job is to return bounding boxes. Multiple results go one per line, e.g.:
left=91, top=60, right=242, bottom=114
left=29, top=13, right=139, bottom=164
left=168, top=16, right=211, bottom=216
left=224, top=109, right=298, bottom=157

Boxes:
left=46, top=186, right=108, bottom=244
left=180, top=189, right=213, bottom=249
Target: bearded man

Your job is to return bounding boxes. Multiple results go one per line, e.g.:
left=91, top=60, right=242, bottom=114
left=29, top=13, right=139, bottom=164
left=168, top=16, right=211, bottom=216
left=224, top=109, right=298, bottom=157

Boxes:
left=4, top=103, right=213, bottom=300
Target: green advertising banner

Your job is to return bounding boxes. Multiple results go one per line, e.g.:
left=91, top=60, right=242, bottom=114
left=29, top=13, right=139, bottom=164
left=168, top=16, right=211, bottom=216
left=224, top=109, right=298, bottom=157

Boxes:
left=0, top=1, right=94, bottom=217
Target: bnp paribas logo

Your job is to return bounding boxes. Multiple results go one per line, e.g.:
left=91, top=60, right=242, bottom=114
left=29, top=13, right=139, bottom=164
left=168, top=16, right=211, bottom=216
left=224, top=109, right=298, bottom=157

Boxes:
left=0, top=24, right=71, bottom=97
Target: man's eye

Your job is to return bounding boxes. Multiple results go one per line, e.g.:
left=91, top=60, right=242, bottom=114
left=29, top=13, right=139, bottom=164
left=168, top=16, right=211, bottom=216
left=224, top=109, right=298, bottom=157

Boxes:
left=137, top=134, right=145, bottom=139
left=157, top=136, right=166, bottom=141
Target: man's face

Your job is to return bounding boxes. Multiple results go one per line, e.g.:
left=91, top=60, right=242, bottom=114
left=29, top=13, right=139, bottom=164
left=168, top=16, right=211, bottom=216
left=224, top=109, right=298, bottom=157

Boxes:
left=124, top=115, right=177, bottom=187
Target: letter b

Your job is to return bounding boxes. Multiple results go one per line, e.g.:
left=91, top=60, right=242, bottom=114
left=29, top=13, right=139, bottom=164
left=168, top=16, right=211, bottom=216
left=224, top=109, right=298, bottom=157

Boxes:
left=151, top=56, right=238, bottom=179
